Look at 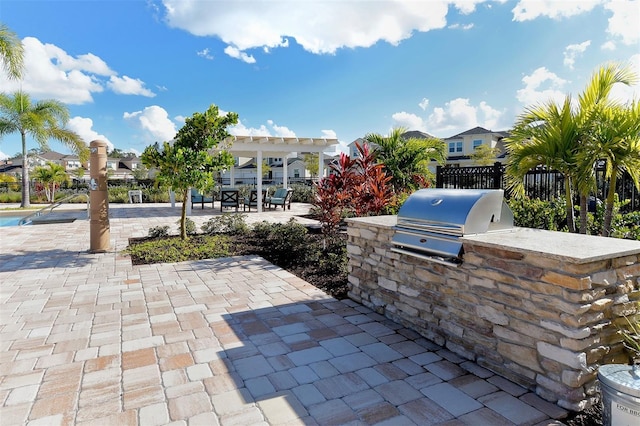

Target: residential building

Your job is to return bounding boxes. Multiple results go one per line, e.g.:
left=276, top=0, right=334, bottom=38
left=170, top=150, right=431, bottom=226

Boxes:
left=442, top=126, right=509, bottom=167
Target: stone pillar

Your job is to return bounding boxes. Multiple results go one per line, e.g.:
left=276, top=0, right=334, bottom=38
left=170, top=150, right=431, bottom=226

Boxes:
left=89, top=140, right=110, bottom=253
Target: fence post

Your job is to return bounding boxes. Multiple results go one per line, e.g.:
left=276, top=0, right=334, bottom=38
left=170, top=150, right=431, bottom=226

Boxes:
left=436, top=165, right=443, bottom=188
left=492, top=162, right=502, bottom=189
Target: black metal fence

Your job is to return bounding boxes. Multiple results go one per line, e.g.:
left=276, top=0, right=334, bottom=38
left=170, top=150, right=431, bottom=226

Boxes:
left=436, top=162, right=639, bottom=212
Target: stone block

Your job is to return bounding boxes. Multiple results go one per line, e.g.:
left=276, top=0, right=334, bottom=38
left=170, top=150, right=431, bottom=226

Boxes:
left=497, top=341, right=542, bottom=373
left=591, top=270, right=617, bottom=286
left=378, top=277, right=397, bottom=292
left=537, top=342, right=587, bottom=369
left=539, top=320, right=590, bottom=339
left=561, top=369, right=596, bottom=387
left=542, top=272, right=592, bottom=291
left=476, top=305, right=509, bottom=326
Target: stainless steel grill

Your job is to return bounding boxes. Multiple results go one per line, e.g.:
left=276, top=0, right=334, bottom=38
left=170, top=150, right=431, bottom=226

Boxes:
left=392, top=188, right=514, bottom=266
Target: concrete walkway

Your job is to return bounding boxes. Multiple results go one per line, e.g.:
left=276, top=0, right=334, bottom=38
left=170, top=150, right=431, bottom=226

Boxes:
left=0, top=203, right=568, bottom=425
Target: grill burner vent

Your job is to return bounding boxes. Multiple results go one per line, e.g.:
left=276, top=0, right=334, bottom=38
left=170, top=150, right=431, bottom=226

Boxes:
left=392, top=189, right=514, bottom=266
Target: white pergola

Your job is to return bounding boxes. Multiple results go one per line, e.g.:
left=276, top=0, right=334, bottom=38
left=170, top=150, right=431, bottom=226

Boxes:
left=217, top=135, right=339, bottom=213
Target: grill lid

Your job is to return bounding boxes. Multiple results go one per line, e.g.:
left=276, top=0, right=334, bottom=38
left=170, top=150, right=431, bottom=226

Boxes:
left=392, top=189, right=513, bottom=265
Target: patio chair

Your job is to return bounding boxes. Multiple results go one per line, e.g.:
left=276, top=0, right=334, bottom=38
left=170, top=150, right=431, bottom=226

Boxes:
left=243, top=189, right=266, bottom=212
left=267, top=188, right=294, bottom=210
left=220, top=188, right=239, bottom=212
left=191, top=188, right=213, bottom=209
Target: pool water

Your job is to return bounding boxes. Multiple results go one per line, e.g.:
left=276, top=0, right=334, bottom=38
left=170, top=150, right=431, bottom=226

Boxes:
left=0, top=215, right=26, bottom=227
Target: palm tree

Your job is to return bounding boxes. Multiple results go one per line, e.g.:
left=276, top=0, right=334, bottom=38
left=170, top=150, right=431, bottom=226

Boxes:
left=0, top=91, right=87, bottom=207
left=580, top=101, right=640, bottom=237
left=33, top=162, right=69, bottom=202
left=0, top=23, right=24, bottom=80
left=506, top=62, right=637, bottom=235
left=506, top=96, right=581, bottom=232
left=365, top=127, right=447, bottom=193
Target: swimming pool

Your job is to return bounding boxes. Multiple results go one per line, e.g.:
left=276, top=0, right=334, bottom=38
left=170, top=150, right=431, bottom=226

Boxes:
left=0, top=215, right=28, bottom=227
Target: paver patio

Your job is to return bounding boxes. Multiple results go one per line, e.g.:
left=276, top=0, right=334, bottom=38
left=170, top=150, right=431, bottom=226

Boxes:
left=0, top=203, right=569, bottom=425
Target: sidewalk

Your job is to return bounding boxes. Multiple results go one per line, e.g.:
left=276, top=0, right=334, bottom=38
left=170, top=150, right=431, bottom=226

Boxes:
left=0, top=204, right=568, bottom=425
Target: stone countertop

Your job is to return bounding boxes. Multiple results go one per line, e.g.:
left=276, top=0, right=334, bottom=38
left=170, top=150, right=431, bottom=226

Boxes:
left=347, top=215, right=640, bottom=264
left=462, top=227, right=640, bottom=263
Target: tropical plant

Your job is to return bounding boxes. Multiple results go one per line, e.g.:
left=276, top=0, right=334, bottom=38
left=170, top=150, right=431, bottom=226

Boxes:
left=580, top=101, right=640, bottom=237
left=0, top=91, right=87, bottom=208
left=505, top=62, right=637, bottom=235
left=32, top=162, right=69, bottom=202
left=313, top=142, right=393, bottom=235
left=365, top=127, right=447, bottom=193
left=0, top=23, right=24, bottom=80
left=141, top=104, right=237, bottom=239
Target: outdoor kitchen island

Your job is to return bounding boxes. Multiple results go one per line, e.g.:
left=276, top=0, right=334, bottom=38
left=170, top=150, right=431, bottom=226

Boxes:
left=346, top=214, right=640, bottom=412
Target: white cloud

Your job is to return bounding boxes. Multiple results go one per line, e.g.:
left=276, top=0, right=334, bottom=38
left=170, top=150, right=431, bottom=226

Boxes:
left=123, top=106, right=178, bottom=142
left=512, top=0, right=603, bottom=21
left=601, top=40, right=616, bottom=50
left=448, top=23, right=475, bottom=30
left=161, top=0, right=449, bottom=55
left=197, top=48, right=214, bottom=60
left=516, top=67, right=568, bottom=105
left=321, top=129, right=337, bottom=139
left=563, top=40, right=591, bottom=69
left=229, top=119, right=298, bottom=137
left=224, top=46, right=256, bottom=64
left=604, top=0, right=640, bottom=45
left=0, top=150, right=8, bottom=161
left=0, top=37, right=154, bottom=104
left=391, top=98, right=505, bottom=137
left=419, top=98, right=430, bottom=111
left=392, top=111, right=428, bottom=132
left=67, top=117, right=114, bottom=152
left=107, top=75, right=155, bottom=97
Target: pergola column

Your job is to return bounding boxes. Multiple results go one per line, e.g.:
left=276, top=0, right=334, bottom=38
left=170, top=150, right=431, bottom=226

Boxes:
left=257, top=150, right=263, bottom=213
left=282, top=155, right=288, bottom=187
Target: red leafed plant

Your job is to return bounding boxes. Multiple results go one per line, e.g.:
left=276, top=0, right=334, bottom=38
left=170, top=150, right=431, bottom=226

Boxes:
left=314, top=142, right=393, bottom=235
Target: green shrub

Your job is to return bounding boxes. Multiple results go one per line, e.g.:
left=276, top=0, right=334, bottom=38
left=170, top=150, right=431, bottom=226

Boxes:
left=507, top=197, right=567, bottom=231
left=0, top=191, right=21, bottom=203
left=588, top=197, right=640, bottom=240
left=201, top=213, right=249, bottom=235
left=125, top=234, right=231, bottom=264
left=250, top=219, right=311, bottom=268
left=148, top=226, right=169, bottom=238
left=290, top=184, right=315, bottom=203
left=108, top=186, right=130, bottom=203
left=178, top=218, right=197, bottom=236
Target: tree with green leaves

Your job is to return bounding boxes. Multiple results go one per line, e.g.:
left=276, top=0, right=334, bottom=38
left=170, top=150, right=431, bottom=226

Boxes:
left=141, top=104, right=237, bottom=239
left=365, top=127, right=447, bottom=193
left=0, top=23, right=24, bottom=80
left=470, top=144, right=502, bottom=166
left=506, top=62, right=637, bottom=235
left=303, top=153, right=319, bottom=178
left=33, top=162, right=69, bottom=202
left=580, top=101, right=640, bottom=237
left=0, top=92, right=87, bottom=208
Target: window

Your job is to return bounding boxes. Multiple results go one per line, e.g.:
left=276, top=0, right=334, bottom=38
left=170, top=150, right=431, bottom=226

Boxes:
left=448, top=141, right=462, bottom=153
left=294, top=169, right=300, bottom=178
left=473, top=139, right=483, bottom=150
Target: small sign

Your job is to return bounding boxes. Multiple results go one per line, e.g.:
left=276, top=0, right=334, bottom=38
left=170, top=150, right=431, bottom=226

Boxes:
left=612, top=401, right=640, bottom=426
left=89, top=178, right=98, bottom=191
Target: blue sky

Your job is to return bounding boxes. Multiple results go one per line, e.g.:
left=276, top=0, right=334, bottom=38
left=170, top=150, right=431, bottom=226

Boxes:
left=1, top=0, right=638, bottom=160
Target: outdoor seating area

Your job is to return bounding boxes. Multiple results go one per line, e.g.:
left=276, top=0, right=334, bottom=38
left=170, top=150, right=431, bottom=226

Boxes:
left=242, top=189, right=267, bottom=212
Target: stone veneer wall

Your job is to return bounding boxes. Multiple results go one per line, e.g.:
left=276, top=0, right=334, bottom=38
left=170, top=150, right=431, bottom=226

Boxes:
left=346, top=215, right=640, bottom=411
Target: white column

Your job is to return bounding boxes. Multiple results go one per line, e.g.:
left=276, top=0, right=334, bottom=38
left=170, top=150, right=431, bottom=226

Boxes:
left=282, top=154, right=288, bottom=187
left=318, top=151, right=324, bottom=180
left=257, top=151, right=263, bottom=213
left=230, top=159, right=235, bottom=187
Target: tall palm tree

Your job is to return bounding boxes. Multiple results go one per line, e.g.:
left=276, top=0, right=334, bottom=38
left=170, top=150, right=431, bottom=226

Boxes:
left=580, top=101, right=640, bottom=237
left=0, top=91, right=87, bottom=207
left=505, top=96, right=581, bottom=233
left=0, top=23, right=24, bottom=80
left=365, top=127, right=447, bottom=193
